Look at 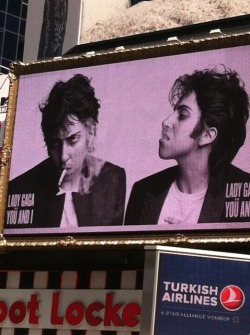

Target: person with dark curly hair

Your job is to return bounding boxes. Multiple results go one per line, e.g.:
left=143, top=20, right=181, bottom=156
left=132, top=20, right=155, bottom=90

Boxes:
left=125, top=67, right=250, bottom=225
left=5, top=74, right=126, bottom=229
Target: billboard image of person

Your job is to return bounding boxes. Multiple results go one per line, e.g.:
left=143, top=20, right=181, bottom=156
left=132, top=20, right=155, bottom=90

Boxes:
left=125, top=67, right=250, bottom=226
left=5, top=74, right=126, bottom=229
left=4, top=43, right=250, bottom=236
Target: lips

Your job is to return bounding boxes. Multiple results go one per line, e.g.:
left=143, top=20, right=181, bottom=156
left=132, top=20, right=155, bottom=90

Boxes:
left=61, top=165, right=71, bottom=170
left=59, top=167, right=71, bottom=176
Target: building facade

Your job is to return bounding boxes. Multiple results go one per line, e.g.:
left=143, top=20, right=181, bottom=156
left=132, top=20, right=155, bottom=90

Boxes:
left=0, top=0, right=28, bottom=74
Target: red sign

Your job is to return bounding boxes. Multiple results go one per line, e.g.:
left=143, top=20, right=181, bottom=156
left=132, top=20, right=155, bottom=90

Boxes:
left=0, top=289, right=142, bottom=331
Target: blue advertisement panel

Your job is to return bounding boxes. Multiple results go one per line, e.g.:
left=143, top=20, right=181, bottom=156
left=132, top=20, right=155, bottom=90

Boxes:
left=155, top=252, right=250, bottom=335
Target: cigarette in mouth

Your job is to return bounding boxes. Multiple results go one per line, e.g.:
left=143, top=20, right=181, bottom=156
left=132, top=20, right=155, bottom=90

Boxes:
left=58, top=169, right=66, bottom=187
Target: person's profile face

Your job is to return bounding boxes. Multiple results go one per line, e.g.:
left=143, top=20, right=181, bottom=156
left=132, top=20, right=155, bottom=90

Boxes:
left=48, top=114, right=91, bottom=189
left=159, top=92, right=202, bottom=163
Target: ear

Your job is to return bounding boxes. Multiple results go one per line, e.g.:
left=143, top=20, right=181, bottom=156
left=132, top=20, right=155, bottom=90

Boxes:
left=86, top=122, right=97, bottom=152
left=87, top=123, right=96, bottom=137
left=199, top=127, right=218, bottom=147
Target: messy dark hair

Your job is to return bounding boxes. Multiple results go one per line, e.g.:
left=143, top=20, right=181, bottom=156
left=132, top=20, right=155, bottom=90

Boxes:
left=40, top=74, right=100, bottom=146
left=169, top=67, right=249, bottom=171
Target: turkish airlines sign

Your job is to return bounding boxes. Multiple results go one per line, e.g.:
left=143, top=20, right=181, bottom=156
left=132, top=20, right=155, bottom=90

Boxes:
left=0, top=289, right=142, bottom=331
left=152, top=249, right=250, bottom=335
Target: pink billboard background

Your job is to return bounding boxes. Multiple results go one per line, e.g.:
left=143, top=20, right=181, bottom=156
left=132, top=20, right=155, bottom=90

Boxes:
left=5, top=44, right=250, bottom=234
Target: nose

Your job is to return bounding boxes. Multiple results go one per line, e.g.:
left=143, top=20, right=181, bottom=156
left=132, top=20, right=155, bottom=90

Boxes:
left=61, top=142, right=70, bottom=163
left=162, top=112, right=175, bottom=129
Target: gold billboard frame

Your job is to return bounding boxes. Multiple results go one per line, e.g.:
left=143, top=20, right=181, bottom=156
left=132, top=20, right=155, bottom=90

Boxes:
left=1, top=32, right=250, bottom=251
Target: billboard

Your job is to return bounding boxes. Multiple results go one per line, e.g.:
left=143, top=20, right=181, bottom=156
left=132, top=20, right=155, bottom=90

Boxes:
left=2, top=33, right=250, bottom=245
left=80, top=0, right=250, bottom=44
left=141, top=246, right=250, bottom=335
left=23, top=0, right=250, bottom=63
left=23, top=0, right=82, bottom=62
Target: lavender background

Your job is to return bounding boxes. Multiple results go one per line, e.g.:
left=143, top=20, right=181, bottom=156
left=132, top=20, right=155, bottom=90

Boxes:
left=6, top=44, right=250, bottom=234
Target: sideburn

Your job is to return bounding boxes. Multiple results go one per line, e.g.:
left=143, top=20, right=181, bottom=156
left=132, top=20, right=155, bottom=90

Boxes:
left=189, top=119, right=204, bottom=139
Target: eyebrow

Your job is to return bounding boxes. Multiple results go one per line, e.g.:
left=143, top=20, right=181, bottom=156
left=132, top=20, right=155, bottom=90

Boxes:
left=174, top=103, right=192, bottom=111
left=65, top=130, right=81, bottom=140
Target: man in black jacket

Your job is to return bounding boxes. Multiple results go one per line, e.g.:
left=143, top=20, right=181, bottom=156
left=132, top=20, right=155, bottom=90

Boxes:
left=5, top=74, right=126, bottom=229
left=125, top=67, right=250, bottom=226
